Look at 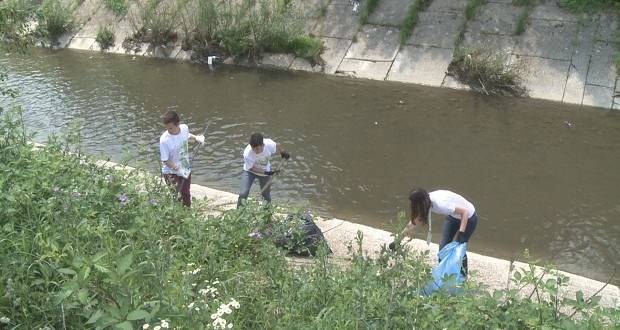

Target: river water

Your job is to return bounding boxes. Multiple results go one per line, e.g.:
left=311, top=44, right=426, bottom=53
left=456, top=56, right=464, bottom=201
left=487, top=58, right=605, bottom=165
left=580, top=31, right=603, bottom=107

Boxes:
left=2, top=49, right=620, bottom=284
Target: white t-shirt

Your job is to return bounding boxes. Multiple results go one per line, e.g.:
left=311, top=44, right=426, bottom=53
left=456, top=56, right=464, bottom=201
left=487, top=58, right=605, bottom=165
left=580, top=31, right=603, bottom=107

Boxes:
left=243, top=138, right=277, bottom=176
left=429, top=190, right=476, bottom=219
left=160, top=124, right=190, bottom=176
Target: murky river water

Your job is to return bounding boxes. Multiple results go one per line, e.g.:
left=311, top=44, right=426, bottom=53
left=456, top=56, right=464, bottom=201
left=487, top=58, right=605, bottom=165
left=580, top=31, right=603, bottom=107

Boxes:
left=2, top=49, right=620, bottom=284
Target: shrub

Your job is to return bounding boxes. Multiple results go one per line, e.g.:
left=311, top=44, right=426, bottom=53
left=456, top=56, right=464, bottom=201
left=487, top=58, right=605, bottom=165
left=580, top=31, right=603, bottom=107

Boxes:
left=104, top=0, right=127, bottom=16
left=126, top=0, right=180, bottom=49
left=447, top=47, right=527, bottom=96
left=95, top=25, right=115, bottom=50
left=36, top=0, right=73, bottom=45
left=0, top=0, right=38, bottom=48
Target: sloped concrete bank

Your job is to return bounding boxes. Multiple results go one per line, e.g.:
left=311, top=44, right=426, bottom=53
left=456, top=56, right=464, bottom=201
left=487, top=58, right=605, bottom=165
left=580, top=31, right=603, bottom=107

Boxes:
left=54, top=0, right=620, bottom=109
left=86, top=156, right=620, bottom=308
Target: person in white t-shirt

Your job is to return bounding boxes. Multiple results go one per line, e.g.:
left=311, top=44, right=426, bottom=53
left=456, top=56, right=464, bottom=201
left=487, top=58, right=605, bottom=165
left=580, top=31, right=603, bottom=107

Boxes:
left=159, top=110, right=205, bottom=207
left=237, top=132, right=290, bottom=208
left=395, top=188, right=478, bottom=276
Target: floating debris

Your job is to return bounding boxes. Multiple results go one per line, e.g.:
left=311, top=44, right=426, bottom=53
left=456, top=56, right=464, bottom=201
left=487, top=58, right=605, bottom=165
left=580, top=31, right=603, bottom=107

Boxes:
left=564, top=120, right=573, bottom=128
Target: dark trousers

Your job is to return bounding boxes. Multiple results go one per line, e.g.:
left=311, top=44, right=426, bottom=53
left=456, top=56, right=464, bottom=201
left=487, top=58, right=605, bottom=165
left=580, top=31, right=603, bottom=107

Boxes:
left=439, top=213, right=478, bottom=276
left=164, top=173, right=191, bottom=207
left=237, top=170, right=271, bottom=208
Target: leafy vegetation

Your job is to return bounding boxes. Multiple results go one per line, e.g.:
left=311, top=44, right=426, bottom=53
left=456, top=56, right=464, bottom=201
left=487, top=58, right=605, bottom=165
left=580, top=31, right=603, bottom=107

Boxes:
left=465, top=0, right=486, bottom=20
left=359, top=0, right=379, bottom=25
left=0, top=99, right=619, bottom=328
left=179, top=0, right=322, bottom=63
left=559, top=0, right=619, bottom=12
left=95, top=25, right=115, bottom=50
left=448, top=46, right=527, bottom=96
left=0, top=0, right=38, bottom=49
left=400, top=0, right=433, bottom=46
left=104, top=0, right=128, bottom=16
left=513, top=0, right=534, bottom=35
left=35, top=0, right=73, bottom=45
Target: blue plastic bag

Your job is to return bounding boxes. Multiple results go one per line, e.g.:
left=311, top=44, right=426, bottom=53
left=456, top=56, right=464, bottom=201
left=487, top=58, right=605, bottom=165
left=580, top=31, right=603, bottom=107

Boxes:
left=421, top=242, right=467, bottom=296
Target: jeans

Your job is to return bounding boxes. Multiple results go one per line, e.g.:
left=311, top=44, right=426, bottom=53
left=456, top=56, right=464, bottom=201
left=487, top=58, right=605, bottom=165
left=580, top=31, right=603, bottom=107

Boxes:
left=237, top=170, right=272, bottom=208
left=439, top=213, right=478, bottom=276
left=164, top=173, right=191, bottom=207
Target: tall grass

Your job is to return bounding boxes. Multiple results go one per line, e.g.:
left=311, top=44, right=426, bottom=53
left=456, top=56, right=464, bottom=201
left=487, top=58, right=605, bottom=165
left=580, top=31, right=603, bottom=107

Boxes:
left=36, top=0, right=73, bottom=45
left=465, top=0, right=486, bottom=20
left=559, top=0, right=619, bottom=12
left=359, top=0, right=379, bottom=25
left=448, top=47, right=527, bottom=96
left=181, top=0, right=323, bottom=63
left=104, top=0, right=128, bottom=16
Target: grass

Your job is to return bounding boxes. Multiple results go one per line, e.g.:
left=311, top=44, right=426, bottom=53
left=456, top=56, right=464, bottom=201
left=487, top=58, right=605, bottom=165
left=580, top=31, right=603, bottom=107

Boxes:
left=1, top=101, right=620, bottom=328
left=559, top=0, right=619, bottom=12
left=465, top=0, right=486, bottom=20
left=400, top=0, right=433, bottom=46
left=448, top=46, right=527, bottom=96
left=95, top=25, right=115, bottom=50
left=179, top=0, right=323, bottom=63
left=359, top=0, right=379, bottom=25
left=513, top=0, right=534, bottom=35
left=36, top=0, right=73, bottom=45
left=104, top=0, right=127, bottom=16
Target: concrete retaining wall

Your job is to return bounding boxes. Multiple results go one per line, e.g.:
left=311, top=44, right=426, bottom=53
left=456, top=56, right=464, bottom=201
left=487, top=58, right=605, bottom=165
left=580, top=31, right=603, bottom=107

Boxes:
left=53, top=0, right=620, bottom=109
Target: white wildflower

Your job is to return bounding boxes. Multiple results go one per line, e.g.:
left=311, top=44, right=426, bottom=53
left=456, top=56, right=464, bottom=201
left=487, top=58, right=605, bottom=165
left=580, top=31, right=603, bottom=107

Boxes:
left=0, top=317, right=10, bottom=324
left=229, top=299, right=240, bottom=309
left=221, top=304, right=232, bottom=315
left=194, top=307, right=200, bottom=311
left=211, top=313, right=218, bottom=320
left=142, top=324, right=149, bottom=330
left=187, top=263, right=195, bottom=266
left=160, top=320, right=169, bottom=329
left=154, top=326, right=161, bottom=330
left=212, top=317, right=227, bottom=329
left=227, top=323, right=233, bottom=329
left=188, top=302, right=195, bottom=309
left=199, top=289, right=208, bottom=295
left=192, top=268, right=201, bottom=275
left=191, top=283, right=197, bottom=287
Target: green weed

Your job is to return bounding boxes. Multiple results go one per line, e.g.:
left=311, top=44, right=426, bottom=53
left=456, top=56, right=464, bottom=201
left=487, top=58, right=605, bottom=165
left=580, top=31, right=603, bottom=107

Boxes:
left=400, top=0, right=433, bottom=46
left=359, top=0, right=379, bottom=25
left=95, top=25, right=115, bottom=50
left=36, top=0, right=73, bottom=45
left=104, top=0, right=127, bottom=16
left=448, top=46, right=527, bottom=96
left=559, top=0, right=619, bottom=12
left=465, top=0, right=486, bottom=20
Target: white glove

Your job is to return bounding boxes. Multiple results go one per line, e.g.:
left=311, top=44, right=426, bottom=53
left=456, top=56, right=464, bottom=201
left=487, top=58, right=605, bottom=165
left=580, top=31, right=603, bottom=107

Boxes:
left=195, top=135, right=205, bottom=144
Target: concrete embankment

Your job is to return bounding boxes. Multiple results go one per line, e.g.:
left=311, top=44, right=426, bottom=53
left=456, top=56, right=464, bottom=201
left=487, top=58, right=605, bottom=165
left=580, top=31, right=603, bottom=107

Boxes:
left=55, top=0, right=620, bottom=109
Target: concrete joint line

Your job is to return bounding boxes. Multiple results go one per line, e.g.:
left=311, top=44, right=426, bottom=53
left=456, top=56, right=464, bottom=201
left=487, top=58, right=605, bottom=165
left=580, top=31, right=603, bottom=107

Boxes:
left=512, top=53, right=571, bottom=62
left=403, top=43, right=454, bottom=51
left=344, top=58, right=394, bottom=63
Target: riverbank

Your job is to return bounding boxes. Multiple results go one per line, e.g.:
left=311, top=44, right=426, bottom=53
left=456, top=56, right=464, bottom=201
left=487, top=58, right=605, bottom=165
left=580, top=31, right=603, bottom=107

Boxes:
left=26, top=140, right=620, bottom=307
left=49, top=0, right=620, bottom=109
left=3, top=127, right=619, bottom=327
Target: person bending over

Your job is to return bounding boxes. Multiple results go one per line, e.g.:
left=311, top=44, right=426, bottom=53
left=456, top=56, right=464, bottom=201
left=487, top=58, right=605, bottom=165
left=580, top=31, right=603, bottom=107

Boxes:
left=395, top=188, right=478, bottom=276
left=237, top=132, right=290, bottom=208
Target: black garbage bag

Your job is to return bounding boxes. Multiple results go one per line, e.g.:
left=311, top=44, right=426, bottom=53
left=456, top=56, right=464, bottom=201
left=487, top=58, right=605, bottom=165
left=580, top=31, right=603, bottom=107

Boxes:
left=252, top=211, right=332, bottom=257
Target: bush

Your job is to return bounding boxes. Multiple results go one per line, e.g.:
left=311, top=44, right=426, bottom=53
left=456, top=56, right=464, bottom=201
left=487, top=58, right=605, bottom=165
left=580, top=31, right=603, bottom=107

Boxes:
left=126, top=0, right=180, bottom=49
left=0, top=0, right=38, bottom=48
left=36, top=0, right=73, bottom=45
left=104, top=0, right=127, bottom=16
left=95, top=25, right=115, bottom=50
left=181, top=0, right=322, bottom=62
left=448, top=47, right=527, bottom=96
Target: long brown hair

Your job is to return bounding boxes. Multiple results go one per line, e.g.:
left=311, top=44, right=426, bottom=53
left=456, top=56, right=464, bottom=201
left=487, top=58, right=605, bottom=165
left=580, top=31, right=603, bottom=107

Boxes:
left=409, top=188, right=431, bottom=225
